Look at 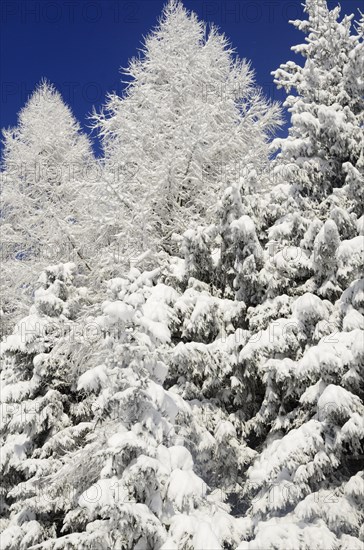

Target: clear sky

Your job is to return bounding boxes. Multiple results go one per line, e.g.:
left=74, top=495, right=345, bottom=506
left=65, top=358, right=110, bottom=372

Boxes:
left=1, top=0, right=362, bottom=156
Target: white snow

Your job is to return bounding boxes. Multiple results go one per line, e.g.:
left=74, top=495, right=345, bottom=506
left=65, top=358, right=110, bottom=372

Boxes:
left=102, top=300, right=134, bottom=323
left=77, top=364, right=109, bottom=392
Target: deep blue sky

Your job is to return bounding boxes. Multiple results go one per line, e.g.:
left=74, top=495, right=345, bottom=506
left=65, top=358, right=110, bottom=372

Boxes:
left=1, top=0, right=362, bottom=156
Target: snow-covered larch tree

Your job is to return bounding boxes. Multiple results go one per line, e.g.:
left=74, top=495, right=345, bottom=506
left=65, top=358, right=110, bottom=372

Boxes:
left=0, top=80, right=95, bottom=334
left=93, top=0, right=280, bottom=259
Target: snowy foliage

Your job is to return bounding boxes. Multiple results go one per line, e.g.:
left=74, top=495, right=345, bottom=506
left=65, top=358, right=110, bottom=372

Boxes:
left=272, top=0, right=364, bottom=203
left=1, top=0, right=363, bottom=549
left=0, top=81, right=96, bottom=333
left=1, top=264, right=247, bottom=549
left=93, top=0, right=280, bottom=256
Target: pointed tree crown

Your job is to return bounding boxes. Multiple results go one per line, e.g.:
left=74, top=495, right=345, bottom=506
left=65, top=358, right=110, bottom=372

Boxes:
left=94, top=0, right=280, bottom=255
left=2, top=80, right=93, bottom=180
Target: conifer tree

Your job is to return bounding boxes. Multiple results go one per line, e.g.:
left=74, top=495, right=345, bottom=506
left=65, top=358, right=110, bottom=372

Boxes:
left=272, top=0, right=364, bottom=202
left=234, top=2, right=364, bottom=547
left=93, top=0, right=280, bottom=258
left=0, top=263, right=94, bottom=548
left=1, top=263, right=248, bottom=549
left=0, top=81, right=95, bottom=333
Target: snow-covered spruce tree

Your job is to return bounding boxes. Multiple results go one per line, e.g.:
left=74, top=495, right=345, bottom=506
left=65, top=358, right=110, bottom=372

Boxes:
left=160, top=73, right=281, bottom=519
left=166, top=143, right=286, bottom=501
left=342, top=9, right=364, bottom=215
left=0, top=262, right=95, bottom=548
left=231, top=2, right=364, bottom=547
left=253, top=0, right=364, bottom=303
left=93, top=0, right=280, bottom=260
left=271, top=0, right=364, bottom=203
left=0, top=80, right=95, bottom=334
left=179, top=77, right=281, bottom=306
left=1, top=264, right=247, bottom=549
